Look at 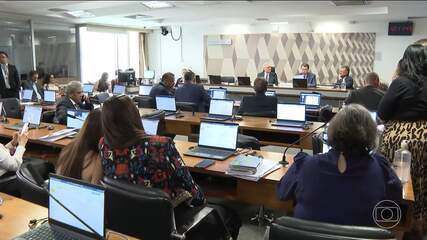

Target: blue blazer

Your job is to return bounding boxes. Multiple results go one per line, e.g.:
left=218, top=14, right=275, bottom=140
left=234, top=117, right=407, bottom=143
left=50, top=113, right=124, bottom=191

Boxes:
left=305, top=73, right=317, bottom=88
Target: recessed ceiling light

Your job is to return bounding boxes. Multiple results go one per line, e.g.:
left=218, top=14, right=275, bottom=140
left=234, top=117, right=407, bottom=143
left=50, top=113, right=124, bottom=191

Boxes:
left=64, top=10, right=96, bottom=18
left=270, top=22, right=289, bottom=25
left=47, top=36, right=57, bottom=39
left=140, top=1, right=174, bottom=9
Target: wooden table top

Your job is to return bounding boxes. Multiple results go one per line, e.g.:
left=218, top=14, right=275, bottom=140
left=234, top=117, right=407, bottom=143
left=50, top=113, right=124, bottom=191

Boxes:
left=0, top=193, right=137, bottom=240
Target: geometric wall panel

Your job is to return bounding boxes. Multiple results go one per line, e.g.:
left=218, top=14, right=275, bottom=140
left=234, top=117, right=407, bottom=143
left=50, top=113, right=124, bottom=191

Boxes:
left=204, top=33, right=376, bottom=87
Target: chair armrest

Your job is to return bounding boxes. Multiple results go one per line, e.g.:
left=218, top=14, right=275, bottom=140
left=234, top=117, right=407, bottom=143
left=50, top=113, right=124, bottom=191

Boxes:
left=176, top=206, right=214, bottom=235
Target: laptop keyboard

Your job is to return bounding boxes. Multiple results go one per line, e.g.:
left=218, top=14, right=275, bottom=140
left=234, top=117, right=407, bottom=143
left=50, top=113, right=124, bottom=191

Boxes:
left=19, top=224, right=75, bottom=240
left=192, top=147, right=234, bottom=157
left=206, top=114, right=230, bottom=120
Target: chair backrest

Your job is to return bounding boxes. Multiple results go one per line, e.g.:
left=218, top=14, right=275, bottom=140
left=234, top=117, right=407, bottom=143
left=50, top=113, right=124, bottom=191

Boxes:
left=176, top=101, right=198, bottom=113
left=239, top=111, right=276, bottom=118
left=16, top=160, right=55, bottom=207
left=135, top=96, right=154, bottom=108
left=0, top=98, right=21, bottom=118
left=101, top=177, right=175, bottom=240
left=208, top=75, right=221, bottom=85
left=42, top=110, right=56, bottom=123
left=312, top=132, right=324, bottom=155
left=269, top=216, right=394, bottom=240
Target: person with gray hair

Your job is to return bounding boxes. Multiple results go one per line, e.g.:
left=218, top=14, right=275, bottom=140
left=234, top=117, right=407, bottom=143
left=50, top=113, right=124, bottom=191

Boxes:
left=257, top=63, right=278, bottom=86
left=55, top=81, right=94, bottom=124
left=344, top=71, right=385, bottom=111
left=277, top=104, right=402, bottom=226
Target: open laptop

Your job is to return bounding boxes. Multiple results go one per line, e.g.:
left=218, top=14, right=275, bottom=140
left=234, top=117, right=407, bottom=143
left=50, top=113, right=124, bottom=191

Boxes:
left=201, top=99, right=234, bottom=121
left=300, top=92, right=321, bottom=109
left=15, top=174, right=105, bottom=240
left=21, top=89, right=34, bottom=102
left=237, top=76, right=251, bottom=86
left=139, top=85, right=153, bottom=96
left=208, top=88, right=227, bottom=99
left=43, top=90, right=56, bottom=105
left=113, top=84, right=126, bottom=95
left=293, top=76, right=308, bottom=88
left=83, top=84, right=94, bottom=95
left=271, top=103, right=307, bottom=128
left=184, top=121, right=239, bottom=160
left=67, top=109, right=90, bottom=130
left=265, top=90, right=276, bottom=97
left=155, top=96, right=176, bottom=116
left=5, top=105, right=43, bottom=130
left=142, top=118, right=159, bottom=135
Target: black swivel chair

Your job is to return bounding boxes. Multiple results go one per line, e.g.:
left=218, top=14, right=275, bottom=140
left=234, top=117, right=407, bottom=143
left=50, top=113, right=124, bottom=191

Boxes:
left=16, top=160, right=55, bottom=207
left=0, top=98, right=21, bottom=118
left=42, top=110, right=56, bottom=123
left=268, top=216, right=394, bottom=240
left=0, top=172, right=19, bottom=196
left=208, top=75, right=222, bottom=85
left=176, top=102, right=198, bottom=114
left=102, top=177, right=223, bottom=240
left=135, top=96, right=154, bottom=108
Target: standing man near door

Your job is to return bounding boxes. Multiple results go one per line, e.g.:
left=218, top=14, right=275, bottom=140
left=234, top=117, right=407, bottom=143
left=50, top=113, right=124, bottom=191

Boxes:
left=257, top=63, right=278, bottom=86
left=0, top=51, right=20, bottom=99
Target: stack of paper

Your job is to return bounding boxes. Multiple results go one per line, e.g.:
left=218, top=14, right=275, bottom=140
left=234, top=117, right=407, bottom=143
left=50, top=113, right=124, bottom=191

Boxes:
left=227, top=155, right=281, bottom=182
left=229, top=155, right=262, bottom=174
left=39, top=129, right=77, bottom=142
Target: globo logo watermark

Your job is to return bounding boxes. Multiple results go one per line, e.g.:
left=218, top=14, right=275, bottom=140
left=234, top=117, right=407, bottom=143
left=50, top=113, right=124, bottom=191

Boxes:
left=372, top=200, right=402, bottom=229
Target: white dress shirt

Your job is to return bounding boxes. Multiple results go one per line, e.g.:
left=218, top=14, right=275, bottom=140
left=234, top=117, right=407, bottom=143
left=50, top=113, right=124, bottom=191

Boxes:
left=1, top=63, right=11, bottom=89
left=0, top=143, right=25, bottom=177
left=32, top=82, right=42, bottom=100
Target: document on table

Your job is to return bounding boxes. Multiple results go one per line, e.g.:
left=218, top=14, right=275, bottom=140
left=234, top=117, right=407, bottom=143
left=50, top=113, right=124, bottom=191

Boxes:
left=226, top=159, right=281, bottom=182
left=39, top=128, right=77, bottom=142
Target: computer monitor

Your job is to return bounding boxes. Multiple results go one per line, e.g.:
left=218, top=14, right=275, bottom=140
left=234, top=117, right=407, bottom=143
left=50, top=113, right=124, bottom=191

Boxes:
left=198, top=121, right=239, bottom=150
left=67, top=109, right=90, bottom=129
left=83, top=84, right=94, bottom=93
left=139, top=85, right=153, bottom=96
left=293, top=76, right=308, bottom=88
left=141, top=118, right=159, bottom=135
left=49, top=174, right=105, bottom=238
left=277, top=103, right=306, bottom=122
left=209, top=75, right=221, bottom=85
left=221, top=76, right=235, bottom=84
left=143, top=70, right=155, bottom=79
left=237, top=77, right=251, bottom=86
left=118, top=70, right=135, bottom=84
left=208, top=88, right=227, bottom=99
left=22, top=105, right=42, bottom=125
left=113, top=84, right=126, bottom=95
left=300, top=93, right=321, bottom=107
left=44, top=90, right=56, bottom=103
left=155, top=96, right=176, bottom=112
left=265, top=91, right=276, bottom=97
left=209, top=99, right=234, bottom=116
left=22, top=89, right=33, bottom=101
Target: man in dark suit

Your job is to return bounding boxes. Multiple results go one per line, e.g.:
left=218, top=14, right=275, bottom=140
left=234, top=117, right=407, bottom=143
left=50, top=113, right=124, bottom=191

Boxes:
left=21, top=70, right=44, bottom=102
left=175, top=71, right=210, bottom=112
left=344, top=72, right=384, bottom=111
left=149, top=72, right=175, bottom=98
left=257, top=63, right=278, bottom=86
left=335, top=65, right=354, bottom=89
left=55, top=81, right=94, bottom=124
left=237, top=77, right=277, bottom=117
left=0, top=51, right=20, bottom=99
left=299, top=63, right=317, bottom=88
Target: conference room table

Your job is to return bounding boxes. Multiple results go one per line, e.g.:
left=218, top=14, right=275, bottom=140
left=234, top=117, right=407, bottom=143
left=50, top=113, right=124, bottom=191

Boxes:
left=138, top=108, right=325, bottom=149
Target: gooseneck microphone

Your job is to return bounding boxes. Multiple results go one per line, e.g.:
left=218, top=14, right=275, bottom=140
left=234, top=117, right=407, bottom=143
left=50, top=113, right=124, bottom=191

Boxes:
left=280, top=122, right=327, bottom=165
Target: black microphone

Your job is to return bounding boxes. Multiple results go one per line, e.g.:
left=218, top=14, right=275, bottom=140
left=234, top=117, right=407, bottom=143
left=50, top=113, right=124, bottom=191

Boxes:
left=280, top=122, right=327, bottom=165
left=66, top=113, right=85, bottom=121
left=26, top=165, right=104, bottom=240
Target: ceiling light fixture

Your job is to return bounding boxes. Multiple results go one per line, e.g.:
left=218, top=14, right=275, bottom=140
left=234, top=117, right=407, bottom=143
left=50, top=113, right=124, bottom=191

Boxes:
left=64, top=10, right=96, bottom=18
left=270, top=22, right=289, bottom=25
left=140, top=1, right=174, bottom=9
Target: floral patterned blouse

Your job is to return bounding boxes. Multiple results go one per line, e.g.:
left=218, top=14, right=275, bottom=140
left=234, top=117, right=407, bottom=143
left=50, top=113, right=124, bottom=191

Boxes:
left=99, top=136, right=205, bottom=207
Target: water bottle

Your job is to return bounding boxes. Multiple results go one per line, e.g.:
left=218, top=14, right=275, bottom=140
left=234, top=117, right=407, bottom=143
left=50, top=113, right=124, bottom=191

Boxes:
left=393, top=140, right=411, bottom=183
left=340, top=81, right=346, bottom=90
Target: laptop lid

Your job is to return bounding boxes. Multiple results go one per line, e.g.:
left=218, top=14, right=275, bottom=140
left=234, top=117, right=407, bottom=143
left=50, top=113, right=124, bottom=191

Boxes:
left=113, top=85, right=126, bottom=95
left=156, top=96, right=176, bottom=111
left=209, top=99, right=234, bottom=116
left=44, top=90, right=56, bottom=103
left=83, top=84, right=94, bottom=93
left=198, top=121, right=239, bottom=150
left=292, top=77, right=307, bottom=88
left=22, top=105, right=42, bottom=125
left=22, top=89, right=33, bottom=101
left=265, top=91, right=276, bottom=97
left=300, top=93, right=321, bottom=107
left=208, top=88, right=227, bottom=99
left=141, top=118, right=159, bottom=135
left=67, top=109, right=90, bottom=129
left=48, top=174, right=105, bottom=239
left=277, top=103, right=306, bottom=122
left=139, top=85, right=152, bottom=96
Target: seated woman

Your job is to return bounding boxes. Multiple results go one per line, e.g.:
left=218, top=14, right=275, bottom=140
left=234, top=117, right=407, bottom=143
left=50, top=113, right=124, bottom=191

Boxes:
left=277, top=104, right=403, bottom=227
left=94, top=72, right=111, bottom=93
left=42, top=73, right=60, bottom=91
left=0, top=130, right=28, bottom=178
left=99, top=95, right=240, bottom=239
left=56, top=109, right=103, bottom=184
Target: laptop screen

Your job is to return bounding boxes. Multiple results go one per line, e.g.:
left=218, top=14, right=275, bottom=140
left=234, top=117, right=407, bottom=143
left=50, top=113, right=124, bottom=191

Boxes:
left=209, top=88, right=226, bottom=99
left=113, top=85, right=125, bottom=95
left=67, top=109, right=89, bottom=129
left=209, top=99, right=233, bottom=116
left=144, top=70, right=155, bottom=79
left=22, top=105, right=42, bottom=125
left=22, top=89, right=33, bottom=100
left=369, top=111, right=377, bottom=122
left=265, top=91, right=276, bottom=97
left=49, top=174, right=104, bottom=237
left=44, top=90, right=56, bottom=102
left=139, top=85, right=152, bottom=96
left=156, top=96, right=176, bottom=111
left=199, top=121, right=238, bottom=150
left=83, top=84, right=94, bottom=93
left=142, top=118, right=159, bottom=135
left=300, top=93, right=320, bottom=106
left=277, top=104, right=306, bottom=122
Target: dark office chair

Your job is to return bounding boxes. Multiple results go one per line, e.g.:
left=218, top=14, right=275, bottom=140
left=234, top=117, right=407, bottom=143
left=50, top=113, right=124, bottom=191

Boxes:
left=176, top=102, right=198, bottom=114
left=94, top=92, right=110, bottom=104
left=102, top=177, right=221, bottom=240
left=221, top=76, right=235, bottom=84
left=319, top=105, right=334, bottom=123
left=0, top=98, right=21, bottom=118
left=312, top=132, right=324, bottom=155
left=268, top=216, right=394, bottom=240
left=239, top=111, right=277, bottom=118
left=135, top=96, right=154, bottom=108
left=0, top=171, right=19, bottom=196
left=208, top=75, right=222, bottom=85
left=42, top=110, right=56, bottom=123
left=237, top=77, right=251, bottom=86
left=16, top=159, right=55, bottom=207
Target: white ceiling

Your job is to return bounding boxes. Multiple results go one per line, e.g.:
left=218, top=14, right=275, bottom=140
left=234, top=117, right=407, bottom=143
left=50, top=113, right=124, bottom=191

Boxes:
left=0, top=1, right=426, bottom=29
